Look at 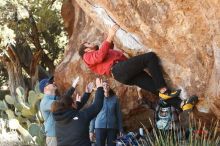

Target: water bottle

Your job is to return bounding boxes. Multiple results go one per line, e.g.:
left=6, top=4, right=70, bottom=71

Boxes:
left=139, top=128, right=144, bottom=136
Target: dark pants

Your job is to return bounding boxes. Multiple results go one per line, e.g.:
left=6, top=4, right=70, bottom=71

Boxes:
left=112, top=52, right=182, bottom=110
left=112, top=52, right=166, bottom=93
left=95, top=128, right=117, bottom=146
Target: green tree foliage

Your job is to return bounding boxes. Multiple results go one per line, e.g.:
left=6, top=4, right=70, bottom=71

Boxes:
left=0, top=0, right=67, bottom=90
left=0, top=2, right=66, bottom=145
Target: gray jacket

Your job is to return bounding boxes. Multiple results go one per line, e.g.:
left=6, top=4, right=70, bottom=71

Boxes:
left=89, top=95, right=123, bottom=132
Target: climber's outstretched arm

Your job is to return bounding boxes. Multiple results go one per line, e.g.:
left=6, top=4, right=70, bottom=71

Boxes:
left=106, top=24, right=119, bottom=43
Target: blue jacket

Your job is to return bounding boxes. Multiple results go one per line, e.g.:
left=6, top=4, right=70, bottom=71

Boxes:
left=89, top=95, right=123, bottom=132
left=40, top=94, right=57, bottom=137
left=39, top=87, right=75, bottom=137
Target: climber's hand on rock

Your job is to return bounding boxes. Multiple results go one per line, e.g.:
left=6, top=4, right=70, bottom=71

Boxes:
left=109, top=24, right=119, bottom=36
left=106, top=24, right=119, bottom=42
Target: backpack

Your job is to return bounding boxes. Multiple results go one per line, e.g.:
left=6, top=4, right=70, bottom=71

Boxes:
left=115, top=132, right=139, bottom=146
left=155, top=100, right=179, bottom=130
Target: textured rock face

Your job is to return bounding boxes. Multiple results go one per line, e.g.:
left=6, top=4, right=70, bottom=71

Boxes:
left=55, top=0, right=220, bottom=129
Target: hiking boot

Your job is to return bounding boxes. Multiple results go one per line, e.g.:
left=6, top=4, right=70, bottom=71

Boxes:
left=181, top=95, right=198, bottom=111
left=159, top=89, right=181, bottom=100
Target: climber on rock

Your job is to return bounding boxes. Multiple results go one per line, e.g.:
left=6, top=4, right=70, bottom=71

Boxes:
left=78, top=24, right=195, bottom=111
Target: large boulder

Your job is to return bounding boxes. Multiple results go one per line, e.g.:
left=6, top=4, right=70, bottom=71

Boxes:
left=55, top=0, right=220, bottom=129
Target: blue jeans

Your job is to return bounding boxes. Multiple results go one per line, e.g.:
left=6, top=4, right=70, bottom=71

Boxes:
left=95, top=128, right=117, bottom=146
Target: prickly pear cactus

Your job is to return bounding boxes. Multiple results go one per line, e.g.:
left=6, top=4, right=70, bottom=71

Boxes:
left=0, top=100, right=8, bottom=110
left=8, top=119, right=35, bottom=144
left=5, top=109, right=15, bottom=119
left=5, top=95, right=15, bottom=105
left=4, top=85, right=43, bottom=118
left=16, top=86, right=25, bottom=99
left=29, top=123, right=45, bottom=146
left=0, top=83, right=44, bottom=145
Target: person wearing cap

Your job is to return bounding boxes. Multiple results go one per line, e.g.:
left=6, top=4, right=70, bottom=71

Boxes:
left=39, top=76, right=79, bottom=146
left=39, top=76, right=57, bottom=146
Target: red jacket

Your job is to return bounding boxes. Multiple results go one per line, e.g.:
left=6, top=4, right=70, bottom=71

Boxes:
left=83, top=41, right=127, bottom=76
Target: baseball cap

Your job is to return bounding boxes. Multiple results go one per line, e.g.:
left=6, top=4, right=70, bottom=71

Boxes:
left=39, top=76, right=54, bottom=93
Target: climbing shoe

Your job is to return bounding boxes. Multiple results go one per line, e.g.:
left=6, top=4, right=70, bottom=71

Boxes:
left=181, top=95, right=198, bottom=111
left=159, top=89, right=181, bottom=100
